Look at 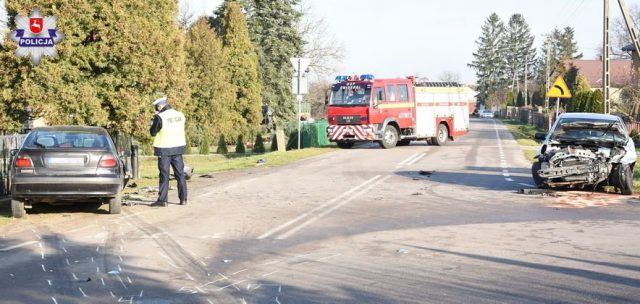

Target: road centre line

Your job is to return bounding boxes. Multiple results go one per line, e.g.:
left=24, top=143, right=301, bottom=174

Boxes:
left=395, top=153, right=420, bottom=168
left=257, top=175, right=383, bottom=239
left=406, top=153, right=426, bottom=166
left=276, top=175, right=392, bottom=240
left=0, top=241, right=38, bottom=252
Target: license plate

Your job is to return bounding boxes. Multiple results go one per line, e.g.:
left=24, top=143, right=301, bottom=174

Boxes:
left=47, top=157, right=85, bottom=166
left=337, top=115, right=360, bottom=124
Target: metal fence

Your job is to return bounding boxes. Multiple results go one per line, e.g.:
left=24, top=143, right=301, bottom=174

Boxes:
left=1, top=134, right=27, bottom=196
left=499, top=107, right=552, bottom=131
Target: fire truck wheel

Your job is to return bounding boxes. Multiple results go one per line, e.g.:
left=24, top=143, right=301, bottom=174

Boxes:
left=379, top=125, right=398, bottom=149
left=337, top=141, right=355, bottom=149
left=432, top=123, right=449, bottom=146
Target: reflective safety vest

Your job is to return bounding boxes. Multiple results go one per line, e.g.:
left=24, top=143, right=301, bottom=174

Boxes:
left=153, top=109, right=186, bottom=148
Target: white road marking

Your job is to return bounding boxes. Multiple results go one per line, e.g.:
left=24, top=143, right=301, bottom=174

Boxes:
left=519, top=183, right=535, bottom=187
left=395, top=153, right=420, bottom=168
left=41, top=264, right=46, bottom=272
left=277, top=175, right=392, bottom=239
left=405, top=153, right=426, bottom=166
left=47, top=280, right=52, bottom=286
left=494, top=121, right=516, bottom=183
left=0, top=241, right=38, bottom=252
left=78, top=287, right=87, bottom=297
left=257, top=175, right=382, bottom=239
left=101, top=278, right=106, bottom=286
left=51, top=297, right=58, bottom=304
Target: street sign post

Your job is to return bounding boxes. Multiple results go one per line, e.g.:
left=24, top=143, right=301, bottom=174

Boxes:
left=291, top=57, right=310, bottom=150
left=546, top=75, right=572, bottom=120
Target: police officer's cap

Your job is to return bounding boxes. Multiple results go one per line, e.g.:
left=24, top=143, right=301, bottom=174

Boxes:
left=152, top=97, right=168, bottom=107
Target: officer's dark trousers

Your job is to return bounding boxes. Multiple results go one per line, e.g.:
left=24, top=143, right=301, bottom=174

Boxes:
left=157, top=154, right=187, bottom=203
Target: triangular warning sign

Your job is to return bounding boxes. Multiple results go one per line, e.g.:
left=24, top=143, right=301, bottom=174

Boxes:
left=546, top=75, right=572, bottom=98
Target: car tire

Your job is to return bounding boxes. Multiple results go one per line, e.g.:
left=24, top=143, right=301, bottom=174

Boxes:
left=531, top=161, right=545, bottom=188
left=11, top=199, right=26, bottom=218
left=336, top=141, right=355, bottom=149
left=611, top=164, right=633, bottom=195
left=109, top=193, right=122, bottom=214
left=431, top=124, right=449, bottom=146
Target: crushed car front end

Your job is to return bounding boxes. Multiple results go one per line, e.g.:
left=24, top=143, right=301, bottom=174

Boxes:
left=532, top=113, right=637, bottom=194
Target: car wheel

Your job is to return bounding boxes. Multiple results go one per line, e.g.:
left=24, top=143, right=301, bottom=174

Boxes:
left=11, top=199, right=26, bottom=218
left=379, top=125, right=398, bottom=149
left=431, top=124, right=449, bottom=146
left=109, top=193, right=122, bottom=214
left=337, top=141, right=355, bottom=149
left=531, top=161, right=545, bottom=188
left=611, top=164, right=633, bottom=195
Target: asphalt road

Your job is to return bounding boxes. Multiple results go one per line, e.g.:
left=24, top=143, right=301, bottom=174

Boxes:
left=1, top=118, right=639, bottom=304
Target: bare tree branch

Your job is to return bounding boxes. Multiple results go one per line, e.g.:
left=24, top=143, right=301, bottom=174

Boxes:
left=178, top=1, right=195, bottom=31
left=297, top=0, right=343, bottom=81
left=438, top=71, right=461, bottom=83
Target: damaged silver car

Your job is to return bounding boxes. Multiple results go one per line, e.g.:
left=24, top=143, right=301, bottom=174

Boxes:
left=532, top=113, right=637, bottom=194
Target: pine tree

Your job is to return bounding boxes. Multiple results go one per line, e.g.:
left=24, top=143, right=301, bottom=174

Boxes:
left=270, top=132, right=278, bottom=152
left=199, top=137, right=210, bottom=155
left=185, top=18, right=236, bottom=141
left=217, top=2, right=262, bottom=138
left=253, top=133, right=265, bottom=153
left=468, top=13, right=507, bottom=102
left=535, top=27, right=582, bottom=84
left=504, top=14, right=535, bottom=93
left=217, top=135, right=228, bottom=154
left=516, top=91, right=524, bottom=107
left=248, top=0, right=304, bottom=126
left=235, top=134, right=246, bottom=154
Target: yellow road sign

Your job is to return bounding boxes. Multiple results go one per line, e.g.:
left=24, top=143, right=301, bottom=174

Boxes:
left=546, top=75, right=572, bottom=98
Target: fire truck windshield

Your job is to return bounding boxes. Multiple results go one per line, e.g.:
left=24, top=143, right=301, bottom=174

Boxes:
left=330, top=84, right=371, bottom=106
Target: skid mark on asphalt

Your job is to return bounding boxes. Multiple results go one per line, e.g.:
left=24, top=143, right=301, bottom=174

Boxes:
left=176, top=250, right=341, bottom=302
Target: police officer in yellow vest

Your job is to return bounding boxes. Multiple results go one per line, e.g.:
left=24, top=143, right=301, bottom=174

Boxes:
left=149, top=97, right=187, bottom=207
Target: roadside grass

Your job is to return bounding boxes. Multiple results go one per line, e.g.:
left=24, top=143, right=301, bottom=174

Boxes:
left=500, top=119, right=543, bottom=162
left=127, top=147, right=337, bottom=191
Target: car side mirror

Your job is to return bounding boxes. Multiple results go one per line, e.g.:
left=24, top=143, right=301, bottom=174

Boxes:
left=534, top=132, right=547, bottom=141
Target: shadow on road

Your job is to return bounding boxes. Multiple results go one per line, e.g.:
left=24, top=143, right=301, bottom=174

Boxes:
left=395, top=170, right=529, bottom=191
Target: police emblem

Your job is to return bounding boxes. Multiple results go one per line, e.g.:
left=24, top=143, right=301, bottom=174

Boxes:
left=9, top=8, right=65, bottom=66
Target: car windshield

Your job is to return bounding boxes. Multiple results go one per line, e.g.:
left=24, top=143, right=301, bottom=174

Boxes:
left=551, top=118, right=627, bottom=144
left=24, top=130, right=111, bottom=149
left=331, top=83, right=371, bottom=106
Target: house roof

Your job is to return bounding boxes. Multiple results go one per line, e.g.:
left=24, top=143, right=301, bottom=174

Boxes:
left=566, top=59, right=633, bottom=88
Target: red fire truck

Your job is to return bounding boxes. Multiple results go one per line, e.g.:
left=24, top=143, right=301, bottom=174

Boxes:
left=326, top=74, right=473, bottom=148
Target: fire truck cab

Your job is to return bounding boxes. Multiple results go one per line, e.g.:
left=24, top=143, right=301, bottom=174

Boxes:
left=326, top=74, right=472, bottom=149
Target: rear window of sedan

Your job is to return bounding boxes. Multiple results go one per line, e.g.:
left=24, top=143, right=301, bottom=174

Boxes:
left=24, top=130, right=111, bottom=149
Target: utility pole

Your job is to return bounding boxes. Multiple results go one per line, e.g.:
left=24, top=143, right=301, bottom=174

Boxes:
left=524, top=51, right=528, bottom=107
left=545, top=35, right=551, bottom=129
left=603, top=0, right=611, bottom=114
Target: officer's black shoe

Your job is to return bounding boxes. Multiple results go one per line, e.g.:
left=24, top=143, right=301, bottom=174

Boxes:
left=179, top=200, right=187, bottom=206
left=150, top=201, right=168, bottom=207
